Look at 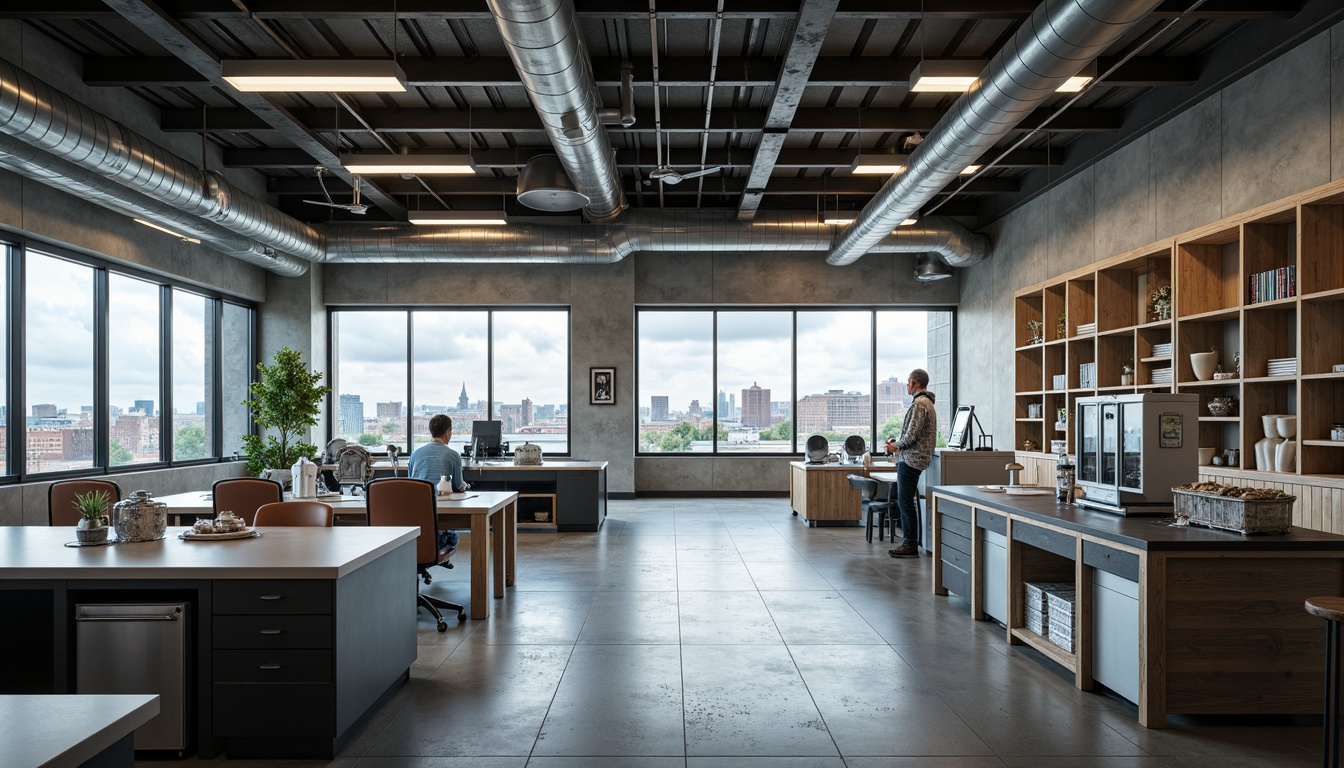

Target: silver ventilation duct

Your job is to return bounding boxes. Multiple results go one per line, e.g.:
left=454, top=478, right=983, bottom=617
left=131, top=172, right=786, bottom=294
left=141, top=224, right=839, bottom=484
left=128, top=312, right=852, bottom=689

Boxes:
left=0, top=133, right=308, bottom=276
left=487, top=0, right=627, bottom=222
left=324, top=210, right=987, bottom=265
left=826, top=0, right=1164, bottom=267
left=0, top=55, right=323, bottom=263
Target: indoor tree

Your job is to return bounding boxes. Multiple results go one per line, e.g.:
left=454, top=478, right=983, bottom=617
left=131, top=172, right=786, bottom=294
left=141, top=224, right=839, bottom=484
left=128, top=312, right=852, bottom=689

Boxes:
left=241, top=346, right=331, bottom=475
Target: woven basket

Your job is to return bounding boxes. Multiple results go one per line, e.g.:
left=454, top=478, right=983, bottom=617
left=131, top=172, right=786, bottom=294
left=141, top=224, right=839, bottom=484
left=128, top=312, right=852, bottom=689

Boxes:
left=1173, top=489, right=1294, bottom=535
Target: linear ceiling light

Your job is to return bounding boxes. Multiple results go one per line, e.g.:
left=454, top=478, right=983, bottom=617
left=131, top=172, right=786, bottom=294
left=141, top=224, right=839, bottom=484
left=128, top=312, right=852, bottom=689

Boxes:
left=134, top=218, right=200, bottom=244
left=342, top=154, right=476, bottom=175
left=850, top=153, right=909, bottom=175
left=221, top=60, right=407, bottom=93
left=909, top=60, right=985, bottom=93
left=960, top=165, right=983, bottom=175
left=822, top=216, right=855, bottom=225
left=1056, top=61, right=1099, bottom=93
left=899, top=217, right=918, bottom=227
left=409, top=211, right=510, bottom=226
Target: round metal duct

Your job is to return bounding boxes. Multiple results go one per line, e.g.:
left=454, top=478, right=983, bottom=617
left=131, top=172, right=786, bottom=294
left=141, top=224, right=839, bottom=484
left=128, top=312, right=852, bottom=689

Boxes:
left=516, top=154, right=591, bottom=212
left=914, top=254, right=954, bottom=282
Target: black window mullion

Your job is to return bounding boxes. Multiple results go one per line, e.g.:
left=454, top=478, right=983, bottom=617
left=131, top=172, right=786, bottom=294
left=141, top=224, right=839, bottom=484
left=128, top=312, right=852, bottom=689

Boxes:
left=486, top=311, right=494, bottom=422
left=10, top=245, right=24, bottom=478
left=405, top=311, right=414, bottom=455
left=325, top=310, right=335, bottom=445
left=791, top=311, right=798, bottom=455
left=871, top=311, right=878, bottom=449
left=93, top=266, right=109, bottom=469
left=711, top=311, right=718, bottom=454
left=210, top=297, right=224, bottom=460
left=160, top=286, right=173, bottom=464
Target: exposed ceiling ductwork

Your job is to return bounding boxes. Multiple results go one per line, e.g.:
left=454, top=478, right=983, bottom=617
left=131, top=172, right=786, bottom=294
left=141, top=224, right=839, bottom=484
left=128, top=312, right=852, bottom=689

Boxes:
left=487, top=0, right=627, bottom=223
left=826, top=0, right=1166, bottom=267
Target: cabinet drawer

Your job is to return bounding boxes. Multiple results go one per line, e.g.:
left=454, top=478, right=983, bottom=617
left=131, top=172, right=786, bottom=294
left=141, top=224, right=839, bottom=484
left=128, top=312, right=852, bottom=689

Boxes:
left=940, top=514, right=972, bottom=541
left=214, top=650, right=332, bottom=683
left=214, top=580, right=332, bottom=615
left=975, top=510, right=1007, bottom=535
left=940, top=528, right=971, bottom=557
left=214, top=683, right=334, bottom=736
left=214, top=616, right=332, bottom=650
left=937, top=498, right=972, bottom=523
left=942, top=561, right=971, bottom=598
left=941, top=545, right=971, bottom=574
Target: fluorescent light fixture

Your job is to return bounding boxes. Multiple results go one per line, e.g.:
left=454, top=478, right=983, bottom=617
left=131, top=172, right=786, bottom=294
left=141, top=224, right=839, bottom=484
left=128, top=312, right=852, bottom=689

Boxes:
left=221, top=59, right=407, bottom=93
left=909, top=59, right=984, bottom=93
left=822, top=217, right=855, bottom=225
left=409, top=211, right=510, bottom=226
left=960, top=165, right=982, bottom=175
left=1056, top=61, right=1098, bottom=93
left=134, top=218, right=200, bottom=244
left=341, top=154, right=476, bottom=175
left=899, top=217, right=918, bottom=227
left=850, top=153, right=909, bottom=175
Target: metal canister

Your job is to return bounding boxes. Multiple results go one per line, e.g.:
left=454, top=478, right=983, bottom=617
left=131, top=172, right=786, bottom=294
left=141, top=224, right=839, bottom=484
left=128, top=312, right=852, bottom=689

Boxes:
left=112, top=489, right=167, bottom=542
left=1056, top=455, right=1076, bottom=504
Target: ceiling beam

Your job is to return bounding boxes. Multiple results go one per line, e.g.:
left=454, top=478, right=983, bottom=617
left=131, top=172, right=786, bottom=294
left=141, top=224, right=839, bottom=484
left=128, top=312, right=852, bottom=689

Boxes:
left=84, top=54, right=1198, bottom=89
left=5, top=0, right=1297, bottom=21
left=270, top=175, right=1017, bottom=196
left=98, top=0, right=406, bottom=219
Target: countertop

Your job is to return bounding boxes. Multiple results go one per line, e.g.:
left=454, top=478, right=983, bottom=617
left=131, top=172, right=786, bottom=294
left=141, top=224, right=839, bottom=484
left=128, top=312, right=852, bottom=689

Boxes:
left=931, top=485, right=1344, bottom=552
left=0, top=694, right=158, bottom=768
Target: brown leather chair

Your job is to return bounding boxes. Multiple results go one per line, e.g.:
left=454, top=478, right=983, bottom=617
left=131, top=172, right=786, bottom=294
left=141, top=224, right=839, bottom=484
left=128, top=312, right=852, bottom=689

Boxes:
left=365, top=477, right=465, bottom=630
left=212, top=477, right=283, bottom=526
left=49, top=479, right=122, bottom=526
left=253, top=500, right=334, bottom=527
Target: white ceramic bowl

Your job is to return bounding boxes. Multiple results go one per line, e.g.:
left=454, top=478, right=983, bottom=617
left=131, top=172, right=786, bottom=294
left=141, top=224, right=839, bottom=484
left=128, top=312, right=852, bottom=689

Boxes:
left=1276, top=415, right=1297, bottom=439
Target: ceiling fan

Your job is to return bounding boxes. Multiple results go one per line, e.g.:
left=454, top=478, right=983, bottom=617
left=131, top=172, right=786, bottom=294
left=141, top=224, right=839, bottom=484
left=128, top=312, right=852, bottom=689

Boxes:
left=304, top=165, right=369, bottom=214
left=646, top=165, right=724, bottom=185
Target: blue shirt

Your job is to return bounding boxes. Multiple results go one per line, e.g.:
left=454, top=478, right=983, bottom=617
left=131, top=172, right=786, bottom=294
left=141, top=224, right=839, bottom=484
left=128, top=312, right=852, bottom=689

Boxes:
left=408, top=440, right=465, bottom=491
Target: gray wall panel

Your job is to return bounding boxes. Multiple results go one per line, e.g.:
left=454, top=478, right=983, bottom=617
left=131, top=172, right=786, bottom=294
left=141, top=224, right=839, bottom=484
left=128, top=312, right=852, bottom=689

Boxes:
left=1151, top=96, right=1224, bottom=241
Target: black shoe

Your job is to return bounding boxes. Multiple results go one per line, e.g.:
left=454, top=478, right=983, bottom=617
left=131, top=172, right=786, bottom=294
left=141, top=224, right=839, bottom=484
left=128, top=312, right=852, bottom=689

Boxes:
left=888, top=544, right=919, bottom=558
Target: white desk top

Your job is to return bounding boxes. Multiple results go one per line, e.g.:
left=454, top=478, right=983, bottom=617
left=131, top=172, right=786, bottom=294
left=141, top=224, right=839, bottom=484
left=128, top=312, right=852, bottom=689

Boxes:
left=0, top=526, right=418, bottom=581
left=155, top=490, right=518, bottom=517
left=790, top=460, right=897, bottom=471
left=321, top=460, right=608, bottom=472
left=0, top=694, right=158, bottom=768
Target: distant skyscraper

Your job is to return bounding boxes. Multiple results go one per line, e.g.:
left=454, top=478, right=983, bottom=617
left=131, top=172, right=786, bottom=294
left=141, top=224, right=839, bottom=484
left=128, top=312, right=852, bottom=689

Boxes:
left=376, top=402, right=403, bottom=419
left=339, top=394, right=363, bottom=436
left=688, top=400, right=701, bottom=418
left=134, top=399, right=154, bottom=415
left=196, top=401, right=206, bottom=416
left=729, top=394, right=736, bottom=421
left=741, top=383, right=771, bottom=428
left=651, top=396, right=669, bottom=422
left=717, top=390, right=728, bottom=419
left=32, top=403, right=57, bottom=418
left=458, top=383, right=469, bottom=410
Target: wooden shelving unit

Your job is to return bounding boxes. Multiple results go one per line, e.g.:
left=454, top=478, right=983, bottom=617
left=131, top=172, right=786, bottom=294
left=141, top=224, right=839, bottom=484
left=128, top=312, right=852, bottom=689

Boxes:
left=1012, top=179, right=1344, bottom=532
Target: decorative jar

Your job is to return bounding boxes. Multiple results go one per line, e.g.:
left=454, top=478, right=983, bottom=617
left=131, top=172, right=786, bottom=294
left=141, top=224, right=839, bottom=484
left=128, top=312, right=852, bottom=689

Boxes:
left=1333, top=423, right=1344, bottom=441
left=112, top=490, right=167, bottom=542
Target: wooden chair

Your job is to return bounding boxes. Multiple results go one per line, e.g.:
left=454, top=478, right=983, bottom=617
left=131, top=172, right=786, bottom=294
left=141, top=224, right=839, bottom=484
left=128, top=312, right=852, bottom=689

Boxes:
left=364, top=477, right=465, bottom=631
left=253, top=500, right=333, bottom=527
left=48, top=479, right=122, bottom=526
left=212, top=477, right=283, bottom=526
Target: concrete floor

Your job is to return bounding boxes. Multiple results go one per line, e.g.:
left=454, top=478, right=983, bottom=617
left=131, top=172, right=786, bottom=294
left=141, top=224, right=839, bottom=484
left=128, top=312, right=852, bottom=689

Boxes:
left=180, top=498, right=1322, bottom=767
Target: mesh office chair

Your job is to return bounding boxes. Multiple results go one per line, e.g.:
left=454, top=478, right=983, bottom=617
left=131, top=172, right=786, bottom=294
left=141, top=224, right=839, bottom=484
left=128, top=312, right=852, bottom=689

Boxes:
left=253, top=500, right=334, bottom=527
left=364, top=477, right=466, bottom=631
left=847, top=474, right=893, bottom=544
left=212, top=477, right=284, bottom=526
left=49, top=479, right=122, bottom=526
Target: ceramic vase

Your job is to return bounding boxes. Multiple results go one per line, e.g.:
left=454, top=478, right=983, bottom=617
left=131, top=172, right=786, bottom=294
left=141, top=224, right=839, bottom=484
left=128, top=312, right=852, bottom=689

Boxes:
left=1275, top=440, right=1297, bottom=473
left=1190, top=349, right=1219, bottom=381
left=1256, top=437, right=1285, bottom=471
left=1276, top=415, right=1297, bottom=439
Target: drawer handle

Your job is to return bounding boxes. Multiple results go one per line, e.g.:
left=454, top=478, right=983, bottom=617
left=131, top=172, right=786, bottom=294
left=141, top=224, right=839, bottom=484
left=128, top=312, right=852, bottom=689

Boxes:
left=259, top=629, right=283, bottom=635
left=259, top=595, right=283, bottom=601
left=259, top=664, right=283, bottom=670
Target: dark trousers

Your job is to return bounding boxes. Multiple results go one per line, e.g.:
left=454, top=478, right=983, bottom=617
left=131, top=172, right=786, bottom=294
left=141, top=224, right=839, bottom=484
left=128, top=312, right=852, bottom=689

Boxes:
left=896, top=461, right=923, bottom=548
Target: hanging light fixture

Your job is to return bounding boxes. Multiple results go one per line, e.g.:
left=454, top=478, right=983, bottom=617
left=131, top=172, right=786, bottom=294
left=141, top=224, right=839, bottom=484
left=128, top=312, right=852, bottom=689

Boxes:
left=134, top=218, right=201, bottom=244
left=341, top=154, right=476, bottom=175
left=908, top=59, right=985, bottom=93
left=850, top=154, right=909, bottom=175
left=1056, top=60, right=1099, bottom=93
left=914, top=254, right=953, bottom=281
left=221, top=60, right=408, bottom=93
left=409, top=211, right=510, bottom=226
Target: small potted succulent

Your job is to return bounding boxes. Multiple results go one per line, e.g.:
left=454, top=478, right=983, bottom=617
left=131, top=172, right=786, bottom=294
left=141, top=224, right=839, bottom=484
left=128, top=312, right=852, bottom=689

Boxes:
left=1026, top=319, right=1044, bottom=345
left=1150, top=285, right=1172, bottom=321
left=73, top=490, right=112, bottom=544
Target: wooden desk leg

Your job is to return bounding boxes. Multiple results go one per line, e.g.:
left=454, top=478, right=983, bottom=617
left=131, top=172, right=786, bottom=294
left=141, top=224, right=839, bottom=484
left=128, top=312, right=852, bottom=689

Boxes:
left=931, top=496, right=947, bottom=596
left=1138, top=552, right=1166, bottom=727
left=470, top=513, right=492, bottom=619
left=1006, top=518, right=1022, bottom=645
left=1075, top=537, right=1094, bottom=691
left=491, top=508, right=506, bottom=597
left=971, top=507, right=985, bottom=621
left=504, top=500, right=517, bottom=587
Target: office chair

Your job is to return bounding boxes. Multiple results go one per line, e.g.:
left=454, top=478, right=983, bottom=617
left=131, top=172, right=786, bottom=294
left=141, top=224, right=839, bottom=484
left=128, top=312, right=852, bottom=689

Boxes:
left=364, top=477, right=466, bottom=631
left=847, top=474, right=893, bottom=544
left=212, top=477, right=284, bottom=526
left=49, top=479, right=122, bottom=526
left=253, top=500, right=334, bottom=527
left=333, top=444, right=374, bottom=494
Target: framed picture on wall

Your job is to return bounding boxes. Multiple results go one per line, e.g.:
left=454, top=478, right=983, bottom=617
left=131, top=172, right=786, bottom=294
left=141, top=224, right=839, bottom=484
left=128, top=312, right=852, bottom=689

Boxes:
left=590, top=367, right=615, bottom=405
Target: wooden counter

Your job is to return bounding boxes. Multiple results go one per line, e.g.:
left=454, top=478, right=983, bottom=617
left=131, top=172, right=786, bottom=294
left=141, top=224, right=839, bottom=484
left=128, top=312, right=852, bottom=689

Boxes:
left=788, top=461, right=878, bottom=525
left=929, top=486, right=1344, bottom=727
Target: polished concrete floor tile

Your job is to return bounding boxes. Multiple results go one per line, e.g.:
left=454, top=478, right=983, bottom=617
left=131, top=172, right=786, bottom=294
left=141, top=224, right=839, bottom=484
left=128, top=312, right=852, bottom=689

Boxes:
left=577, top=591, right=681, bottom=644
left=998, top=758, right=1167, bottom=768
left=678, top=591, right=783, bottom=645
left=596, top=561, right=679, bottom=591
left=744, top=559, right=833, bottom=589
left=461, top=590, right=594, bottom=645
left=534, top=644, right=685, bottom=756
left=526, top=758, right=684, bottom=768
left=355, top=758, right=528, bottom=767
left=682, top=645, right=838, bottom=756
left=761, top=591, right=886, bottom=645
left=688, top=757, right=846, bottom=767
left=933, top=682, right=1147, bottom=757
left=844, top=759, right=1007, bottom=768
left=677, top=560, right=754, bottom=590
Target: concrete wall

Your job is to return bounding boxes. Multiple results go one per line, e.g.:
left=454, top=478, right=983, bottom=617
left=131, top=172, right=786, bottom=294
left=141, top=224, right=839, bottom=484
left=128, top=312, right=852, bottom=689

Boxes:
left=959, top=21, right=1344, bottom=448
left=321, top=250, right=959, bottom=495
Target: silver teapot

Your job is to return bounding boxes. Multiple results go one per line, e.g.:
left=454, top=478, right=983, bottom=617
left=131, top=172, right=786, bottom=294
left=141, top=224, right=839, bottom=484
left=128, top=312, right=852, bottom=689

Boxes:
left=113, top=489, right=167, bottom=542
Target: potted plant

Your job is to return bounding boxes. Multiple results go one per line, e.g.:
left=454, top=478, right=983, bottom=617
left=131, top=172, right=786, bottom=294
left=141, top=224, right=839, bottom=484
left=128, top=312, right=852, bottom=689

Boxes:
left=73, top=490, right=111, bottom=544
left=1026, top=319, right=1044, bottom=345
left=241, top=347, right=332, bottom=483
left=1150, top=285, right=1172, bottom=321
left=1121, top=360, right=1134, bottom=386
left=1056, top=313, right=1067, bottom=340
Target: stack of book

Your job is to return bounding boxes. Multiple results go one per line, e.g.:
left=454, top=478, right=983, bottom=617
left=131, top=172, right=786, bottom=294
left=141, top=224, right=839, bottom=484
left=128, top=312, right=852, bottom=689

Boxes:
left=1249, top=265, right=1296, bottom=304
left=1078, top=362, right=1096, bottom=389
left=1076, top=322, right=1096, bottom=335
left=1267, top=357, right=1297, bottom=377
left=1151, top=366, right=1173, bottom=384
left=1152, top=342, right=1173, bottom=358
left=1051, top=374, right=1067, bottom=390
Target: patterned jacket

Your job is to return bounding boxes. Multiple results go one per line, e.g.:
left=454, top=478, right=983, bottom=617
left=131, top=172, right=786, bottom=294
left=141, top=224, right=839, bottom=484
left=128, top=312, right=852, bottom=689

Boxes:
left=895, top=390, right=937, bottom=471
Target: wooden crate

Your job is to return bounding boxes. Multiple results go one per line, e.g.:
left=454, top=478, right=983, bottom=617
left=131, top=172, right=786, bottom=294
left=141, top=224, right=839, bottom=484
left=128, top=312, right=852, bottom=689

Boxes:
left=1173, top=489, right=1295, bottom=534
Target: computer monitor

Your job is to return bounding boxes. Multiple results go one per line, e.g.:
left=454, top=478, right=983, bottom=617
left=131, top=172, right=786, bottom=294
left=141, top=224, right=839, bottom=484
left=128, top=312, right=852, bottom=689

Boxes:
left=946, top=405, right=975, bottom=450
left=470, top=420, right=503, bottom=456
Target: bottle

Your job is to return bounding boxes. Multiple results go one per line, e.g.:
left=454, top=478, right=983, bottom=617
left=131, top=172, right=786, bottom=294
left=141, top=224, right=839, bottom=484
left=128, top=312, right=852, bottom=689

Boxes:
left=438, top=475, right=452, bottom=496
left=1055, top=449, right=1075, bottom=504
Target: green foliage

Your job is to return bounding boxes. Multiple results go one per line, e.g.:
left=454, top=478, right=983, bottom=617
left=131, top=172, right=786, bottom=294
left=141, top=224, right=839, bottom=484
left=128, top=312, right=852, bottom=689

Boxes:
left=241, top=346, right=331, bottom=475
left=758, top=419, right=792, bottom=441
left=174, top=423, right=207, bottom=460
left=877, top=415, right=904, bottom=441
left=357, top=432, right=381, bottom=446
left=109, top=439, right=134, bottom=466
left=381, top=422, right=398, bottom=434
left=73, top=490, right=112, bottom=523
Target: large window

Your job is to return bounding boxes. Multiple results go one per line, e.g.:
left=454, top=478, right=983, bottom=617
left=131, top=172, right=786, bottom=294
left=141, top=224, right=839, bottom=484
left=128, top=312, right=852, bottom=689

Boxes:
left=331, top=308, right=570, bottom=455
left=172, top=289, right=214, bottom=461
left=109, top=274, right=162, bottom=466
left=637, top=308, right=954, bottom=455
left=25, top=252, right=95, bottom=473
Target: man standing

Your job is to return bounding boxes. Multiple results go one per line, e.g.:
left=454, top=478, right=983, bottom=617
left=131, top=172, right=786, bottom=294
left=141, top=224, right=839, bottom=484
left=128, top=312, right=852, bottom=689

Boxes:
left=889, top=369, right=936, bottom=558
left=408, top=414, right=466, bottom=549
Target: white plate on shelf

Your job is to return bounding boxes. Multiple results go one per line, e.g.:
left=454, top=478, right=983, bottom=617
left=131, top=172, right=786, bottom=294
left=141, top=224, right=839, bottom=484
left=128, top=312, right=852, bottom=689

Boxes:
left=180, top=528, right=261, bottom=541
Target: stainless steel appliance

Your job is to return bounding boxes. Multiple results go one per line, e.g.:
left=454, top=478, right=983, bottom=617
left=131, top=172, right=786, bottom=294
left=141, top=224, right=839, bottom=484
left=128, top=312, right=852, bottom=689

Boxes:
left=1074, top=393, right=1198, bottom=515
left=75, top=603, right=188, bottom=752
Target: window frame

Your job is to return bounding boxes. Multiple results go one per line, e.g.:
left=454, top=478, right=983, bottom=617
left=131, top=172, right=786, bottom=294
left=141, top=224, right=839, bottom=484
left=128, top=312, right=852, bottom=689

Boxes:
left=634, top=305, right=957, bottom=457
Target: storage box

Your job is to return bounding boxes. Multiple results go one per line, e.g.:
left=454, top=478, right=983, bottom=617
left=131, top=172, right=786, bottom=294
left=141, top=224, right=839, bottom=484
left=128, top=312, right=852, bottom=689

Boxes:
left=1173, top=489, right=1294, bottom=534
left=1049, top=615, right=1075, bottom=652
left=1026, top=604, right=1045, bottom=635
left=1045, top=588, right=1076, bottom=651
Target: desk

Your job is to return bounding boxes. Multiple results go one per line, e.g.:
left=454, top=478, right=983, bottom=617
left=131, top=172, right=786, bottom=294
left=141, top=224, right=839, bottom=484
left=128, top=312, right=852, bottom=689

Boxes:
left=0, top=526, right=417, bottom=759
left=788, top=461, right=896, bottom=526
left=156, top=491, right=518, bottom=620
left=0, top=694, right=158, bottom=768
left=930, top=486, right=1344, bottom=727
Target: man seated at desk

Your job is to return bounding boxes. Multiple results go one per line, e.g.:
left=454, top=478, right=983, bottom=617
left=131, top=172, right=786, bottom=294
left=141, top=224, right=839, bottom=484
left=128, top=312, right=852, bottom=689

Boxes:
left=408, top=414, right=467, bottom=549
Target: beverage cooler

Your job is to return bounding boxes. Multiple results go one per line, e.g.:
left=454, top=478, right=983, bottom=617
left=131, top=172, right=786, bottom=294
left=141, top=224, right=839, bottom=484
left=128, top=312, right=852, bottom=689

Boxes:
left=1074, top=393, right=1198, bottom=515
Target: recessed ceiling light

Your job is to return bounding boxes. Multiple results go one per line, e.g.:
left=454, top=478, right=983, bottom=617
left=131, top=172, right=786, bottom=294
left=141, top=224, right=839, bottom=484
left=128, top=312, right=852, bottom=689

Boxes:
left=221, top=60, right=407, bottom=93
left=409, top=211, right=510, bottom=226
left=960, top=165, right=982, bottom=175
left=822, top=217, right=856, bottom=226
left=342, top=154, right=476, bottom=175
left=1056, top=61, right=1099, bottom=93
left=909, top=60, right=985, bottom=93
left=899, top=217, right=918, bottom=227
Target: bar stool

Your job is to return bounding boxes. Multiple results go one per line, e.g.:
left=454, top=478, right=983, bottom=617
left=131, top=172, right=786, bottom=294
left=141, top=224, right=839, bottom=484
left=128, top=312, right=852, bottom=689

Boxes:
left=1306, top=596, right=1344, bottom=768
